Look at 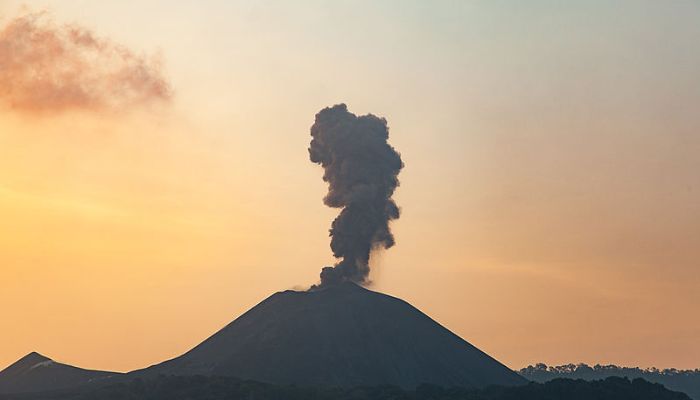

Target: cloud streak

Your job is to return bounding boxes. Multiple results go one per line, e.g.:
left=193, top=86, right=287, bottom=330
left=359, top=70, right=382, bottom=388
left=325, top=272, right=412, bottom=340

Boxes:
left=0, top=10, right=171, bottom=113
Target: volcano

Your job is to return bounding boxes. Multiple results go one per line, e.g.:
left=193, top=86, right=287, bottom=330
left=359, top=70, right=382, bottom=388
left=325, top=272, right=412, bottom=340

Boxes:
left=0, top=352, right=119, bottom=394
left=134, top=282, right=525, bottom=389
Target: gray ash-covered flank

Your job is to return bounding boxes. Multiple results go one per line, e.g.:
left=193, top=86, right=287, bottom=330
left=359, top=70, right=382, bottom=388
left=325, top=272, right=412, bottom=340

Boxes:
left=134, top=282, right=525, bottom=389
left=0, top=352, right=119, bottom=394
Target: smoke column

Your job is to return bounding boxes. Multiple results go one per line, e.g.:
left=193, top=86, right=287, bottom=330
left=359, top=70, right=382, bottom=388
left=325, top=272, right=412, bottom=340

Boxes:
left=309, top=104, right=403, bottom=286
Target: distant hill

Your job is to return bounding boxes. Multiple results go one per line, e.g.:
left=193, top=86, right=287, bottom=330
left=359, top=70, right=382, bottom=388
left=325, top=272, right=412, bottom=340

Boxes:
left=520, top=363, right=700, bottom=400
left=0, top=352, right=120, bottom=394
left=0, top=375, right=691, bottom=400
left=133, top=282, right=526, bottom=389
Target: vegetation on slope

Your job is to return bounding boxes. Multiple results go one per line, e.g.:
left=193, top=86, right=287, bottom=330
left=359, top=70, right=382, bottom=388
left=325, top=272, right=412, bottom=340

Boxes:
left=521, top=363, right=700, bottom=399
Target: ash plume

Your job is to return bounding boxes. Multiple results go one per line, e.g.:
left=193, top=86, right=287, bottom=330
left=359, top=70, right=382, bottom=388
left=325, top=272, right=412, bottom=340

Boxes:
left=0, top=10, right=171, bottom=113
left=309, top=104, right=403, bottom=286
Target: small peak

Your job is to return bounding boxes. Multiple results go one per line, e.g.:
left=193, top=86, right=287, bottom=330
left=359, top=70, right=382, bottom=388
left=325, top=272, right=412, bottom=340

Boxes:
left=18, top=352, right=51, bottom=364
left=0, top=352, right=52, bottom=374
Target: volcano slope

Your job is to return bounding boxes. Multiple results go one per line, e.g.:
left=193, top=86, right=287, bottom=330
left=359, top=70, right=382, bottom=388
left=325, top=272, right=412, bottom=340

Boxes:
left=135, top=282, right=525, bottom=389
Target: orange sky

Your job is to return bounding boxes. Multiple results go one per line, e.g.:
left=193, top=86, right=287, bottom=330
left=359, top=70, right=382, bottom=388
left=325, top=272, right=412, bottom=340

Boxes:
left=1, top=1, right=699, bottom=373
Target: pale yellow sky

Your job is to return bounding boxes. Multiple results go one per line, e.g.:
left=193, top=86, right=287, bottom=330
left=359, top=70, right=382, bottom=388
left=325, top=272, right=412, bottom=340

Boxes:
left=1, top=1, right=698, bottom=373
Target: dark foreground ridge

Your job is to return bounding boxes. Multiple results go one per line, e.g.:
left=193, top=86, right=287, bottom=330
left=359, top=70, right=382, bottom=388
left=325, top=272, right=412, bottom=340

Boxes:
left=0, top=375, right=691, bottom=400
left=521, top=363, right=700, bottom=400
left=0, top=352, right=120, bottom=394
left=133, top=282, right=525, bottom=388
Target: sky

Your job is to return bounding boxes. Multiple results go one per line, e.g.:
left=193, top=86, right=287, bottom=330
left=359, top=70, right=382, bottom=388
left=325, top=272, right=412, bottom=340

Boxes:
left=0, top=0, right=698, bottom=373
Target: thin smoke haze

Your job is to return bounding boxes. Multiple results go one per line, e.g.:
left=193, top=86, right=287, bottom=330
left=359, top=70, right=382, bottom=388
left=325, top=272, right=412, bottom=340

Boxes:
left=0, top=10, right=171, bottom=113
left=309, top=104, right=403, bottom=286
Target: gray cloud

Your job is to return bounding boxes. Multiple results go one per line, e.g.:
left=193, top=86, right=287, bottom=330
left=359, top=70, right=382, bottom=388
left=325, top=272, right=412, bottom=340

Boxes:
left=309, top=104, right=403, bottom=286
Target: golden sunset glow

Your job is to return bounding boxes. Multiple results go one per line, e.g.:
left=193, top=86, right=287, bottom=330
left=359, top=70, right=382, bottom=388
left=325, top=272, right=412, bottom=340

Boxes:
left=1, top=0, right=698, bottom=375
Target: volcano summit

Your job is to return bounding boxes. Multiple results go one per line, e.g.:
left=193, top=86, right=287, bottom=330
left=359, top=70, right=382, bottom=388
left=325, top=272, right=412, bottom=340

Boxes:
left=134, top=282, right=525, bottom=389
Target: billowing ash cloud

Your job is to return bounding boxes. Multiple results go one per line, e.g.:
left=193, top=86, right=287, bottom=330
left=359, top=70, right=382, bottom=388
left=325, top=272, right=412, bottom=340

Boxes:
left=309, top=104, right=403, bottom=286
left=0, top=11, right=171, bottom=113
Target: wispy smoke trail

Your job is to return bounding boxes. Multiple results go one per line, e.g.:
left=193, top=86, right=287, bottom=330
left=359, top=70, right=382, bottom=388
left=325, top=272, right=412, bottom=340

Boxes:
left=309, top=104, right=403, bottom=286
left=0, top=10, right=171, bottom=113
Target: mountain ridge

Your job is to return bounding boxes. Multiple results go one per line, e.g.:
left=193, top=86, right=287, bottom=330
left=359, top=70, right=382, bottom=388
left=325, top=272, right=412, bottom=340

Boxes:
left=0, top=352, right=120, bottom=394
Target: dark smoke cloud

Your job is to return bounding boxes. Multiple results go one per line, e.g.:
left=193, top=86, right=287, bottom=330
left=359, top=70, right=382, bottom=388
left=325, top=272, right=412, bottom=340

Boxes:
left=309, top=104, right=403, bottom=286
left=0, top=10, right=171, bottom=113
